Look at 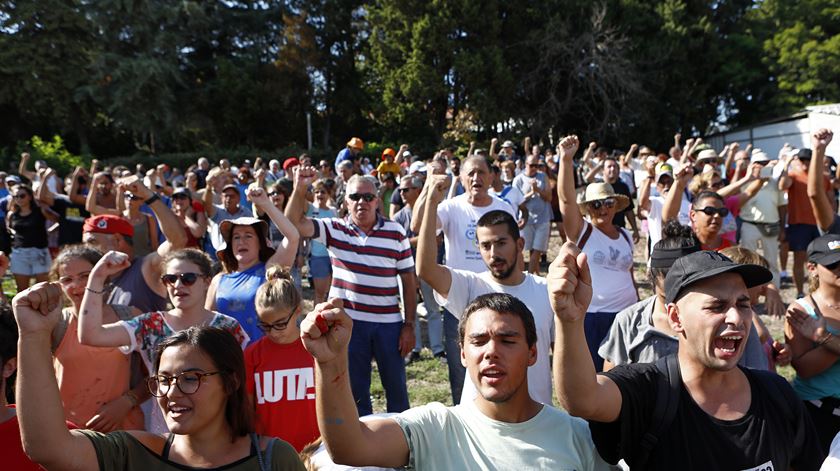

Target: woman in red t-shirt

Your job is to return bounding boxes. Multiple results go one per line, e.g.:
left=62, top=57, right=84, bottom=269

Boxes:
left=246, top=266, right=319, bottom=451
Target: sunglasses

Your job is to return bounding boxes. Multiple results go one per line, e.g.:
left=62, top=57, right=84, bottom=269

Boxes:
left=257, top=315, right=294, bottom=333
left=824, top=261, right=840, bottom=271
left=398, top=187, right=416, bottom=193
left=588, top=198, right=616, bottom=210
left=160, top=272, right=202, bottom=286
left=348, top=192, right=376, bottom=202
left=13, top=194, right=27, bottom=200
left=695, top=206, right=730, bottom=217
left=124, top=193, right=142, bottom=200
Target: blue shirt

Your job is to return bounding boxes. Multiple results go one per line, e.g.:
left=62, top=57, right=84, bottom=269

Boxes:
left=215, top=262, right=266, bottom=343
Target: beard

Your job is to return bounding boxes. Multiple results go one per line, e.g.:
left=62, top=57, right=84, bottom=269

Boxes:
left=488, top=256, right=517, bottom=280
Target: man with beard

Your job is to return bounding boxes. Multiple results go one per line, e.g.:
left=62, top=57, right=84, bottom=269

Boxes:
left=417, top=174, right=553, bottom=406
left=411, top=156, right=517, bottom=404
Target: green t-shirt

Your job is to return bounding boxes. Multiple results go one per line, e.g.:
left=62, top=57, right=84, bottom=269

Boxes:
left=78, top=430, right=305, bottom=471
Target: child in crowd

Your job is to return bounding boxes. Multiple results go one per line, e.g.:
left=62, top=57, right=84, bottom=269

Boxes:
left=246, top=267, right=318, bottom=451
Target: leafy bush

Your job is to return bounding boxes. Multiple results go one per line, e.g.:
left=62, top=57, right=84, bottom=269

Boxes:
left=26, top=135, right=89, bottom=175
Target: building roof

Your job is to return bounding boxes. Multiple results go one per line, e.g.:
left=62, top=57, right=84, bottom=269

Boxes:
left=807, top=103, right=840, bottom=116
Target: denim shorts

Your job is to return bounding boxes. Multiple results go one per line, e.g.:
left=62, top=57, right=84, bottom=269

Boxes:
left=308, top=255, right=332, bottom=279
left=10, top=247, right=51, bottom=276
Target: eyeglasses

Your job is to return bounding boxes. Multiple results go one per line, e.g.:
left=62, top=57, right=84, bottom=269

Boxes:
left=588, top=198, right=616, bottom=210
left=398, top=187, right=415, bottom=193
left=695, top=206, right=730, bottom=217
left=267, top=191, right=279, bottom=197
left=348, top=193, right=376, bottom=202
left=147, top=371, right=220, bottom=397
left=13, top=194, right=27, bottom=200
left=257, top=316, right=294, bottom=333
left=160, top=272, right=201, bottom=286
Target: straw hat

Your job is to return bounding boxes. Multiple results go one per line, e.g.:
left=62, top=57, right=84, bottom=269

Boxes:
left=577, top=182, right=630, bottom=213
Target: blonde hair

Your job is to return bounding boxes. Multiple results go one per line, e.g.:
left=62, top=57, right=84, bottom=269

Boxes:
left=719, top=246, right=770, bottom=270
left=255, top=266, right=301, bottom=314
left=688, top=171, right=721, bottom=196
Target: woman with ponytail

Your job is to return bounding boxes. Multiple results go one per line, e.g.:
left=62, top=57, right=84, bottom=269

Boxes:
left=245, top=266, right=318, bottom=451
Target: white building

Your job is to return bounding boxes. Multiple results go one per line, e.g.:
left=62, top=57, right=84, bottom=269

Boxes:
left=706, top=103, right=840, bottom=159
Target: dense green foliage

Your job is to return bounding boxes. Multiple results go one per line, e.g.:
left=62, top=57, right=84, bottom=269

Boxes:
left=0, top=0, right=837, bottom=163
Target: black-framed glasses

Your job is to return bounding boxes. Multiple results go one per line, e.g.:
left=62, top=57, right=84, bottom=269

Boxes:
left=348, top=192, right=376, bottom=202
left=695, top=206, right=729, bottom=217
left=398, top=187, right=414, bottom=193
left=267, top=191, right=279, bottom=197
left=257, top=316, right=294, bottom=333
left=588, top=198, right=616, bottom=210
left=147, top=371, right=221, bottom=397
left=160, top=272, right=201, bottom=286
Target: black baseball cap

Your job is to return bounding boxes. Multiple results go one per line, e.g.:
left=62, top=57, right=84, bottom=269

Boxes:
left=664, top=251, right=772, bottom=304
left=796, top=148, right=812, bottom=160
left=807, top=234, right=840, bottom=266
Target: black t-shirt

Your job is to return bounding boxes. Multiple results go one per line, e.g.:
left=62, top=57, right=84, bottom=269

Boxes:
left=50, top=194, right=88, bottom=245
left=589, top=362, right=823, bottom=471
left=609, top=180, right=634, bottom=228
left=9, top=209, right=48, bottom=248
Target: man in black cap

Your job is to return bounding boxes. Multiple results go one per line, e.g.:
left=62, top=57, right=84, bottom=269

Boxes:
left=550, top=241, right=823, bottom=470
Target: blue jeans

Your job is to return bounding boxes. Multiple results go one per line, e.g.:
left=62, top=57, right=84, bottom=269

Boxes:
left=348, top=320, right=409, bottom=416
left=584, top=311, right=618, bottom=373
left=443, top=310, right=466, bottom=404
left=415, top=280, right=444, bottom=355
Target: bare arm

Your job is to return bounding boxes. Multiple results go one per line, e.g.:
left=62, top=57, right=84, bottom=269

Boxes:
left=416, top=175, right=452, bottom=298
left=205, top=274, right=220, bottom=310
left=86, top=174, right=121, bottom=216
left=284, top=166, right=317, bottom=238
left=13, top=284, right=100, bottom=471
left=808, top=129, right=835, bottom=231
left=203, top=184, right=216, bottom=219
left=184, top=209, right=207, bottom=238
left=78, top=252, right=134, bottom=347
left=583, top=162, right=603, bottom=184
left=18, top=152, right=37, bottom=182
left=301, top=301, right=410, bottom=468
left=68, top=168, right=87, bottom=205
left=662, top=166, right=691, bottom=222
left=557, top=136, right=584, bottom=242
left=251, top=187, right=299, bottom=268
left=550, top=242, right=622, bottom=421
left=36, top=172, right=55, bottom=206
left=786, top=305, right=840, bottom=379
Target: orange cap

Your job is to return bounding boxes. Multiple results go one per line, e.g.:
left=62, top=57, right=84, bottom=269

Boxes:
left=381, top=148, right=396, bottom=159
left=347, top=137, right=365, bottom=150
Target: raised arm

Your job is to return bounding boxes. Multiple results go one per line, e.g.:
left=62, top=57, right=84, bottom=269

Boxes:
left=662, top=165, right=692, bottom=222
left=250, top=186, right=299, bottom=268
left=13, top=283, right=99, bottom=471
left=550, top=242, right=622, bottom=421
left=581, top=141, right=596, bottom=167
left=35, top=169, right=55, bottom=207
left=416, top=174, right=452, bottom=298
left=78, top=251, right=134, bottom=347
left=716, top=160, right=751, bottom=197
left=557, top=135, right=584, bottom=242
left=122, top=177, right=186, bottom=255
left=637, top=159, right=656, bottom=214
left=808, top=128, right=835, bottom=231
left=68, top=167, right=87, bottom=205
left=18, top=152, right=37, bottom=182
left=284, top=165, right=318, bottom=238
left=409, top=175, right=444, bottom=235
left=203, top=177, right=217, bottom=219
left=86, top=173, right=121, bottom=216
left=300, top=300, right=410, bottom=468
left=489, top=137, right=499, bottom=160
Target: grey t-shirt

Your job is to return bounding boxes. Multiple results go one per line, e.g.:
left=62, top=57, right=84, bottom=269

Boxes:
left=598, top=296, right=769, bottom=371
left=512, top=172, right=552, bottom=225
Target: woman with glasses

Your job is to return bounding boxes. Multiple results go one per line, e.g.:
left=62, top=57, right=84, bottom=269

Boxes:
left=245, top=266, right=318, bottom=451
left=13, top=282, right=305, bottom=470
left=7, top=185, right=58, bottom=291
left=208, top=187, right=299, bottom=344
left=557, top=135, right=637, bottom=372
left=664, top=162, right=764, bottom=251
left=78, top=248, right=248, bottom=433
left=48, top=245, right=146, bottom=432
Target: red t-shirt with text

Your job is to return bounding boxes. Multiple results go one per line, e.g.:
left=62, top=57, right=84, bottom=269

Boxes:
left=245, top=337, right=319, bottom=451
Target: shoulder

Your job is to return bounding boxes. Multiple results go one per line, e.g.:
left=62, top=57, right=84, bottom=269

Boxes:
left=601, top=362, right=661, bottom=392
left=393, top=402, right=452, bottom=429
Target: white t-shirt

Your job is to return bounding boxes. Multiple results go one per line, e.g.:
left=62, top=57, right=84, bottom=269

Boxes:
left=821, top=431, right=840, bottom=470
left=577, top=221, right=637, bottom=313
left=490, top=186, right=526, bottom=216
left=646, top=194, right=691, bottom=248
left=433, top=270, right=554, bottom=406
left=437, top=194, right=516, bottom=273
left=741, top=178, right=785, bottom=224
left=392, top=401, right=614, bottom=471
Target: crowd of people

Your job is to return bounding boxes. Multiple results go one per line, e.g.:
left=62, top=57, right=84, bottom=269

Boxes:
left=1, top=129, right=839, bottom=469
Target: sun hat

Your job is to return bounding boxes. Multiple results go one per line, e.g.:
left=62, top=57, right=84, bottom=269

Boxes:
left=501, top=140, right=515, bottom=149
left=347, top=137, right=365, bottom=150
left=750, top=149, right=771, bottom=163
left=664, top=250, right=772, bottom=304
left=577, top=182, right=630, bottom=213
left=216, top=216, right=273, bottom=258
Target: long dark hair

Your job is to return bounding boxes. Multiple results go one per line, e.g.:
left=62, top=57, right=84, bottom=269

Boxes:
left=153, top=327, right=253, bottom=441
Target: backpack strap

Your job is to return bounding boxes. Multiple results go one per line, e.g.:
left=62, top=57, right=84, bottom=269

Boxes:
left=577, top=221, right=594, bottom=250
left=635, top=354, right=681, bottom=469
left=617, top=226, right=633, bottom=250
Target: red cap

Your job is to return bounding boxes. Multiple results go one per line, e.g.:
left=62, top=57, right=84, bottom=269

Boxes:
left=283, top=158, right=300, bottom=171
left=83, top=215, right=134, bottom=238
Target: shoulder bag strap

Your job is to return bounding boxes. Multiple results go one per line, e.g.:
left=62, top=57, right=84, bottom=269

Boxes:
left=635, top=354, right=681, bottom=469
left=577, top=221, right=594, bottom=250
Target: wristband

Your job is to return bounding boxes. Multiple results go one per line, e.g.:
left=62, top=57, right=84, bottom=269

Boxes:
left=85, top=286, right=107, bottom=295
left=144, top=193, right=161, bottom=205
left=124, top=390, right=139, bottom=407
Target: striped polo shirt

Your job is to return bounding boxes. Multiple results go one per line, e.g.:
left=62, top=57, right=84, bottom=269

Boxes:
left=312, top=214, right=414, bottom=323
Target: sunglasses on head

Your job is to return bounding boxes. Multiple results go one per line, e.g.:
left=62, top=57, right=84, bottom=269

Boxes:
left=160, top=272, right=201, bottom=286
left=348, top=192, right=376, bottom=202
left=588, top=198, right=616, bottom=210
left=695, top=206, right=730, bottom=217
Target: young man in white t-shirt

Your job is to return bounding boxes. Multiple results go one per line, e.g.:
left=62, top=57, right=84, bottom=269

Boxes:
left=416, top=176, right=553, bottom=404
left=410, top=157, right=516, bottom=404
left=300, top=294, right=613, bottom=471
left=638, top=162, right=691, bottom=250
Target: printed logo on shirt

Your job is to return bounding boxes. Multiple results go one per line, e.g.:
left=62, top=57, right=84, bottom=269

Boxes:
left=254, top=367, right=315, bottom=404
left=741, top=461, right=774, bottom=471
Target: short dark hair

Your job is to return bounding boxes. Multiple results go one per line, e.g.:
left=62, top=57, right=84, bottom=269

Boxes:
left=649, top=220, right=699, bottom=288
left=693, top=190, right=724, bottom=207
left=458, top=293, right=536, bottom=348
left=477, top=210, right=520, bottom=241
left=153, top=327, right=253, bottom=441
left=219, top=224, right=275, bottom=274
